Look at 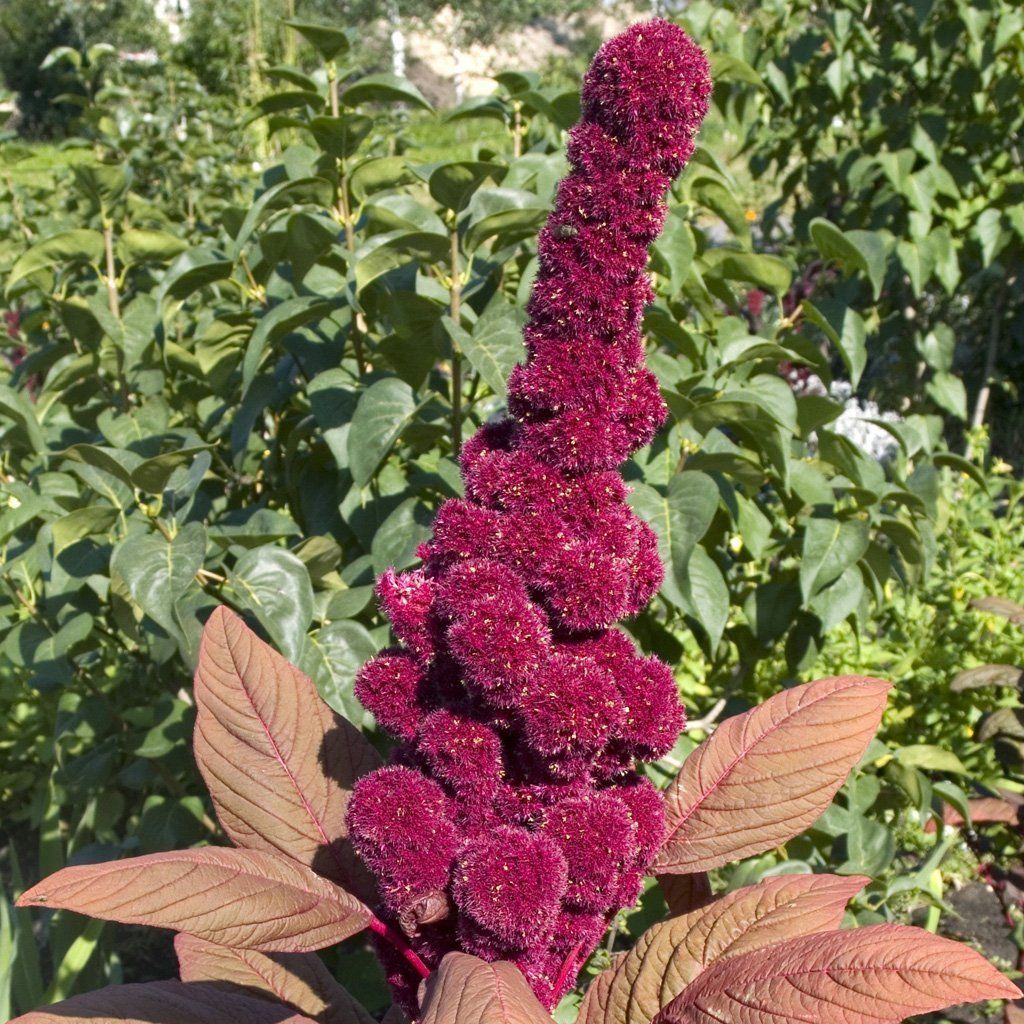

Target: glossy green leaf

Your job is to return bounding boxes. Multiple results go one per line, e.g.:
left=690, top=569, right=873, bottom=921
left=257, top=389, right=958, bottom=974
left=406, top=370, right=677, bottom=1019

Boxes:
left=800, top=517, right=870, bottom=602
left=116, top=229, right=189, bottom=266
left=347, top=378, right=420, bottom=486
left=225, top=547, right=314, bottom=663
left=429, top=161, right=507, bottom=214
left=284, top=20, right=351, bottom=59
left=809, top=218, right=886, bottom=299
left=463, top=188, right=547, bottom=252
left=342, top=73, right=432, bottom=111
left=299, top=620, right=378, bottom=723
left=7, top=230, right=103, bottom=293
left=110, top=522, right=207, bottom=638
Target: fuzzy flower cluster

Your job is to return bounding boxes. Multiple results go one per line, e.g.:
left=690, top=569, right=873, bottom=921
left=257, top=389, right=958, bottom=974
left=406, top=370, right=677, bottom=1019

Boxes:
left=347, top=20, right=711, bottom=1013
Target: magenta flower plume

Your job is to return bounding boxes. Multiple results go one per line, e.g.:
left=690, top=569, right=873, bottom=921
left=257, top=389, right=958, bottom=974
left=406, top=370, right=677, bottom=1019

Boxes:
left=347, top=18, right=711, bottom=1012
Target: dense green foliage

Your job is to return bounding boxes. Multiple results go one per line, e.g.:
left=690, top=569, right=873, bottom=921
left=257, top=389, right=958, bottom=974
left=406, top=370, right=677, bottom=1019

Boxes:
left=714, top=0, right=1024, bottom=456
left=1, top=5, right=1022, bottom=1019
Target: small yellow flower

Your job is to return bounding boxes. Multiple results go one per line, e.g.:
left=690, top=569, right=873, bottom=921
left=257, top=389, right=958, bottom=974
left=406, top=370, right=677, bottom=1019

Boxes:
left=744, top=208, right=758, bottom=222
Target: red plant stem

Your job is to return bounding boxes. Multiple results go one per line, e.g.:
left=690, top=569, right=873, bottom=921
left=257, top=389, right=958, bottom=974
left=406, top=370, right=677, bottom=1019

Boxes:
left=369, top=915, right=431, bottom=979
left=552, top=939, right=586, bottom=1000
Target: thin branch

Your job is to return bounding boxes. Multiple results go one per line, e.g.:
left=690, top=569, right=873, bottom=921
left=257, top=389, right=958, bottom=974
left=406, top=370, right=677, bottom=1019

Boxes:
left=449, top=226, right=463, bottom=456
left=970, top=278, right=1010, bottom=431
left=685, top=697, right=728, bottom=733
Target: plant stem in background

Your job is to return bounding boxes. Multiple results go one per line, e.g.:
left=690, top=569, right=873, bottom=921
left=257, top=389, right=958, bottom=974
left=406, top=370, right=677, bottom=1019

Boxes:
left=283, top=0, right=296, bottom=66
left=328, top=63, right=368, bottom=376
left=247, top=0, right=268, bottom=160
left=102, top=221, right=120, bottom=320
left=513, top=102, right=523, bottom=159
left=102, top=218, right=130, bottom=410
left=5, top=172, right=31, bottom=239
left=971, top=278, right=1009, bottom=430
left=449, top=225, right=463, bottom=455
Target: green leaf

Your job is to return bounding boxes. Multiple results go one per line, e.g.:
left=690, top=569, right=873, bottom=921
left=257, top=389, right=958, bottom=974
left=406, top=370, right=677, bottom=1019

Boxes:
left=809, top=219, right=886, bottom=299
left=444, top=302, right=524, bottom=399
left=800, top=517, right=870, bottom=602
left=284, top=20, right=351, bottom=59
left=136, top=795, right=206, bottom=854
left=897, top=238, right=934, bottom=296
left=0, top=384, right=46, bottom=452
left=463, top=188, right=547, bottom=252
left=628, top=473, right=719, bottom=608
left=111, top=522, right=207, bottom=638
left=370, top=497, right=433, bottom=574
left=72, top=164, right=130, bottom=211
left=307, top=115, right=373, bottom=160
left=347, top=378, right=420, bottom=487
left=52, top=506, right=119, bottom=553
left=680, top=545, right=730, bottom=650
left=429, top=161, right=507, bottom=214
left=690, top=177, right=750, bottom=243
left=226, top=546, right=314, bottom=663
left=930, top=226, right=960, bottom=293
left=342, top=73, right=433, bottom=111
left=61, top=443, right=143, bottom=489
left=242, top=296, right=339, bottom=392
left=6, top=848, right=43, bottom=1010
left=131, top=445, right=213, bottom=494
left=444, top=96, right=509, bottom=124
left=896, top=744, right=968, bottom=775
left=707, top=250, right=792, bottom=295
left=353, top=229, right=449, bottom=292
left=916, top=323, right=954, bottom=373
left=299, top=620, right=378, bottom=722
left=835, top=814, right=896, bottom=877
left=808, top=564, right=865, bottom=630
left=349, top=156, right=416, bottom=202
left=42, top=917, right=105, bottom=1005
left=931, top=452, right=988, bottom=491
left=804, top=300, right=867, bottom=387
left=252, top=90, right=321, bottom=117
left=157, top=248, right=234, bottom=309
left=116, top=229, right=189, bottom=266
left=975, top=208, right=1007, bottom=267
left=308, top=368, right=359, bottom=470
left=7, top=229, right=104, bottom=293
left=230, top=176, right=331, bottom=259
left=709, top=52, right=764, bottom=87
left=135, top=698, right=193, bottom=759
left=925, top=372, right=967, bottom=420
left=284, top=212, right=337, bottom=283
left=41, top=45, right=81, bottom=68
left=651, top=210, right=695, bottom=294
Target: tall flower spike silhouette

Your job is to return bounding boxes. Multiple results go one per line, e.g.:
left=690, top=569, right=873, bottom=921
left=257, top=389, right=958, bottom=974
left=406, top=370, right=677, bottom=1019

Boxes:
left=347, top=18, right=713, bottom=1011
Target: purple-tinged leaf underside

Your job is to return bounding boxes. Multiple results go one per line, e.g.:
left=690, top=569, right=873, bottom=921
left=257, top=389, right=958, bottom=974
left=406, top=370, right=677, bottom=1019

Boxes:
left=592, top=874, right=868, bottom=1024
left=417, top=953, right=554, bottom=1024
left=655, top=676, right=891, bottom=873
left=654, top=923, right=1021, bottom=1024
left=175, top=933, right=375, bottom=1024
left=194, top=607, right=381, bottom=900
left=7, top=980, right=317, bottom=1024
left=17, top=847, right=371, bottom=951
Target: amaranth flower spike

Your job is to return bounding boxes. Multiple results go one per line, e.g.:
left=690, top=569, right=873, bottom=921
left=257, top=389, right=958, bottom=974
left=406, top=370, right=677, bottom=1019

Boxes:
left=348, top=18, right=712, bottom=1012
